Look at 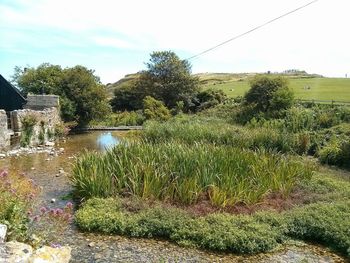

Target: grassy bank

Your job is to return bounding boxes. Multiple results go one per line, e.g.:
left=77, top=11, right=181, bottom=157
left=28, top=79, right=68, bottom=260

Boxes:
left=75, top=168, right=350, bottom=256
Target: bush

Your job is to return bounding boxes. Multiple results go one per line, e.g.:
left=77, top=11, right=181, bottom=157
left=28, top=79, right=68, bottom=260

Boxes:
left=76, top=197, right=350, bottom=256
left=319, top=141, right=350, bottom=168
left=113, top=111, right=145, bottom=126
left=286, top=201, right=350, bottom=257
left=244, top=76, right=293, bottom=113
left=143, top=96, right=171, bottom=121
left=76, top=198, right=282, bottom=254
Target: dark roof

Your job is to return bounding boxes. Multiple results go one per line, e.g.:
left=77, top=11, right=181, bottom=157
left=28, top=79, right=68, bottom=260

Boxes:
left=0, top=74, right=26, bottom=111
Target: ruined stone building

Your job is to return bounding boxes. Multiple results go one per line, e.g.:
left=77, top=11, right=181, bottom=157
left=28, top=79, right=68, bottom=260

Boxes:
left=0, top=74, right=61, bottom=151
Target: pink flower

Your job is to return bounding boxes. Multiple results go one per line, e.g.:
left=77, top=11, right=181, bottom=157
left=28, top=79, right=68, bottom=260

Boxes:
left=50, top=243, right=61, bottom=248
left=54, top=208, right=64, bottom=216
left=40, top=207, right=47, bottom=214
left=65, top=202, right=73, bottom=209
left=0, top=170, right=8, bottom=178
left=33, top=215, right=40, bottom=222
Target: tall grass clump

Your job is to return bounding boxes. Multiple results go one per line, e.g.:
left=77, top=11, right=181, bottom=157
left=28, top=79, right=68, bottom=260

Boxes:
left=143, top=118, right=299, bottom=153
left=71, top=141, right=314, bottom=206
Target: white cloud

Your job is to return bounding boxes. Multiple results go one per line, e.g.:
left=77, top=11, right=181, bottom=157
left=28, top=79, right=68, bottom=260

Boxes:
left=1, top=0, right=350, bottom=82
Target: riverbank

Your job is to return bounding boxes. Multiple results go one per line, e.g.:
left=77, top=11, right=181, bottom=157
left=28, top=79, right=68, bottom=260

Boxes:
left=1, top=131, right=348, bottom=262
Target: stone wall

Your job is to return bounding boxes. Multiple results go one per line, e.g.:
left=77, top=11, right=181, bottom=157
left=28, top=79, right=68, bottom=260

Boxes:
left=24, top=94, right=60, bottom=111
left=11, top=107, right=61, bottom=146
left=0, top=110, right=11, bottom=150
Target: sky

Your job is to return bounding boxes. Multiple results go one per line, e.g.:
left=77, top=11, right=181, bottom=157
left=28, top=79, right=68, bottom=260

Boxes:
left=0, top=0, right=349, bottom=84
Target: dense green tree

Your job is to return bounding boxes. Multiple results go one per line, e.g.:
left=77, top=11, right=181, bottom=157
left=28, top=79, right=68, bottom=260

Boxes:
left=244, top=76, right=293, bottom=112
left=12, top=63, right=111, bottom=126
left=139, top=51, right=200, bottom=108
left=111, top=51, right=200, bottom=111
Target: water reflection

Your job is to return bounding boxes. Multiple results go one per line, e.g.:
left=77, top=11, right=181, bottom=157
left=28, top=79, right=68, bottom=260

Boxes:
left=96, top=132, right=120, bottom=151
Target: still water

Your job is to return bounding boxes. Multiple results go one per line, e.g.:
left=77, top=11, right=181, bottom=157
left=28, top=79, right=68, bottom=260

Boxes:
left=0, top=131, right=346, bottom=262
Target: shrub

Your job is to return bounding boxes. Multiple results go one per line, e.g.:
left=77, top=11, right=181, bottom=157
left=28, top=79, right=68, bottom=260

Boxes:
left=76, top=198, right=282, bottom=254
left=76, top=197, right=350, bottom=256
left=20, top=114, right=37, bottom=147
left=113, top=111, right=145, bottom=126
left=244, top=76, right=293, bottom=113
left=143, top=96, right=171, bottom=121
left=286, top=201, right=350, bottom=256
left=319, top=141, right=350, bottom=168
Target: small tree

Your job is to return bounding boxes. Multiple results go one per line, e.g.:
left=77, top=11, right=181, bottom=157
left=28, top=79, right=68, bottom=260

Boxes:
left=135, top=51, right=200, bottom=108
left=143, top=96, right=171, bottom=121
left=244, top=76, right=294, bottom=112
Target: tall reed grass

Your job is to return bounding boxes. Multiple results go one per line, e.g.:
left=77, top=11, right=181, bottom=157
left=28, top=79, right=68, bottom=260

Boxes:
left=71, top=141, right=314, bottom=206
left=142, top=118, right=299, bottom=153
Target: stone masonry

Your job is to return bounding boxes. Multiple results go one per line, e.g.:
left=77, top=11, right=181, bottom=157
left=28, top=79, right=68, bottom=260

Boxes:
left=0, top=95, right=61, bottom=152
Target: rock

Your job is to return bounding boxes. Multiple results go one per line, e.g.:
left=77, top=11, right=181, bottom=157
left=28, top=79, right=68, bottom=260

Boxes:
left=0, top=224, right=7, bottom=242
left=29, top=246, right=71, bottom=263
left=45, top=142, right=55, bottom=147
left=59, top=148, right=64, bottom=152
left=58, top=168, right=65, bottom=174
left=50, top=198, right=56, bottom=203
left=0, top=241, right=33, bottom=263
left=0, top=153, right=6, bottom=158
left=88, top=242, right=95, bottom=248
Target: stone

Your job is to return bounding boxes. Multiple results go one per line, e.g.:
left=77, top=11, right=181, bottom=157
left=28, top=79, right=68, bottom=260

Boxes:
left=29, top=246, right=71, bottom=263
left=50, top=198, right=56, bottom=203
left=88, top=242, right=95, bottom=248
left=0, top=154, right=6, bottom=158
left=0, top=224, right=7, bottom=242
left=45, top=142, right=55, bottom=147
left=0, top=241, right=33, bottom=263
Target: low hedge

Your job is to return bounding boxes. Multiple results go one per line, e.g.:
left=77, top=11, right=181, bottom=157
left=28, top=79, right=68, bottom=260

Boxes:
left=76, top=197, right=350, bottom=257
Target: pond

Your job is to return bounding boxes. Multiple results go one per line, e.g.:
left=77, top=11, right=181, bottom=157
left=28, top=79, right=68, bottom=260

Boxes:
left=0, top=132, right=346, bottom=262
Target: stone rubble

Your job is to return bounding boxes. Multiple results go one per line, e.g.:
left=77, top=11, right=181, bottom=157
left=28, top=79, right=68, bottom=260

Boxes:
left=0, top=224, right=71, bottom=263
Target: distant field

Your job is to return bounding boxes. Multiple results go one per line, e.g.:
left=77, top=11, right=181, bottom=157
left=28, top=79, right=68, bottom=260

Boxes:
left=203, top=77, right=350, bottom=102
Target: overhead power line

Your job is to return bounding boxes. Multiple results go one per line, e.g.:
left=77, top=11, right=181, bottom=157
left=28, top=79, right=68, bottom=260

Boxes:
left=186, top=0, right=320, bottom=60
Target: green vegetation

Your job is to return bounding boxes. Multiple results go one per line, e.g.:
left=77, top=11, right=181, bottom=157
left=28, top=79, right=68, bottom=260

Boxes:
left=111, top=51, right=200, bottom=112
left=143, top=96, right=171, bottom=121
left=20, top=114, right=37, bottom=147
left=12, top=63, right=111, bottom=126
left=202, top=76, right=350, bottom=102
left=71, top=140, right=314, bottom=206
left=76, top=169, right=350, bottom=256
left=0, top=170, right=39, bottom=241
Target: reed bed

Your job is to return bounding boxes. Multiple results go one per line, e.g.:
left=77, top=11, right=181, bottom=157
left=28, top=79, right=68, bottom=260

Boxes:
left=71, top=141, right=313, bottom=206
left=142, top=119, right=299, bottom=153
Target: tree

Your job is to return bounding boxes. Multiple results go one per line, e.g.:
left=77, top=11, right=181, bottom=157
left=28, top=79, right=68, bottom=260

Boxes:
left=111, top=51, right=200, bottom=111
left=244, top=76, right=293, bottom=112
left=12, top=63, right=111, bottom=126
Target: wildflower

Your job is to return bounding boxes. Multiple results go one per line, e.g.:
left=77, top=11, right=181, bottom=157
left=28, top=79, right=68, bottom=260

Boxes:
left=0, top=170, right=8, bottom=178
left=65, top=202, right=73, bottom=209
left=50, top=243, right=62, bottom=248
left=33, top=215, right=40, bottom=222
left=54, top=208, right=64, bottom=216
left=40, top=207, right=47, bottom=214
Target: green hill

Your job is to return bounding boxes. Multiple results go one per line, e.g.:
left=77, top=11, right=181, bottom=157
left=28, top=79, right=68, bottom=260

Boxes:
left=108, top=72, right=350, bottom=102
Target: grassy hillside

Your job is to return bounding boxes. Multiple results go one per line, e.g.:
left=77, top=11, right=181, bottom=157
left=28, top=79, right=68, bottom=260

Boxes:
left=108, top=72, right=350, bottom=102
left=200, top=74, right=350, bottom=102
